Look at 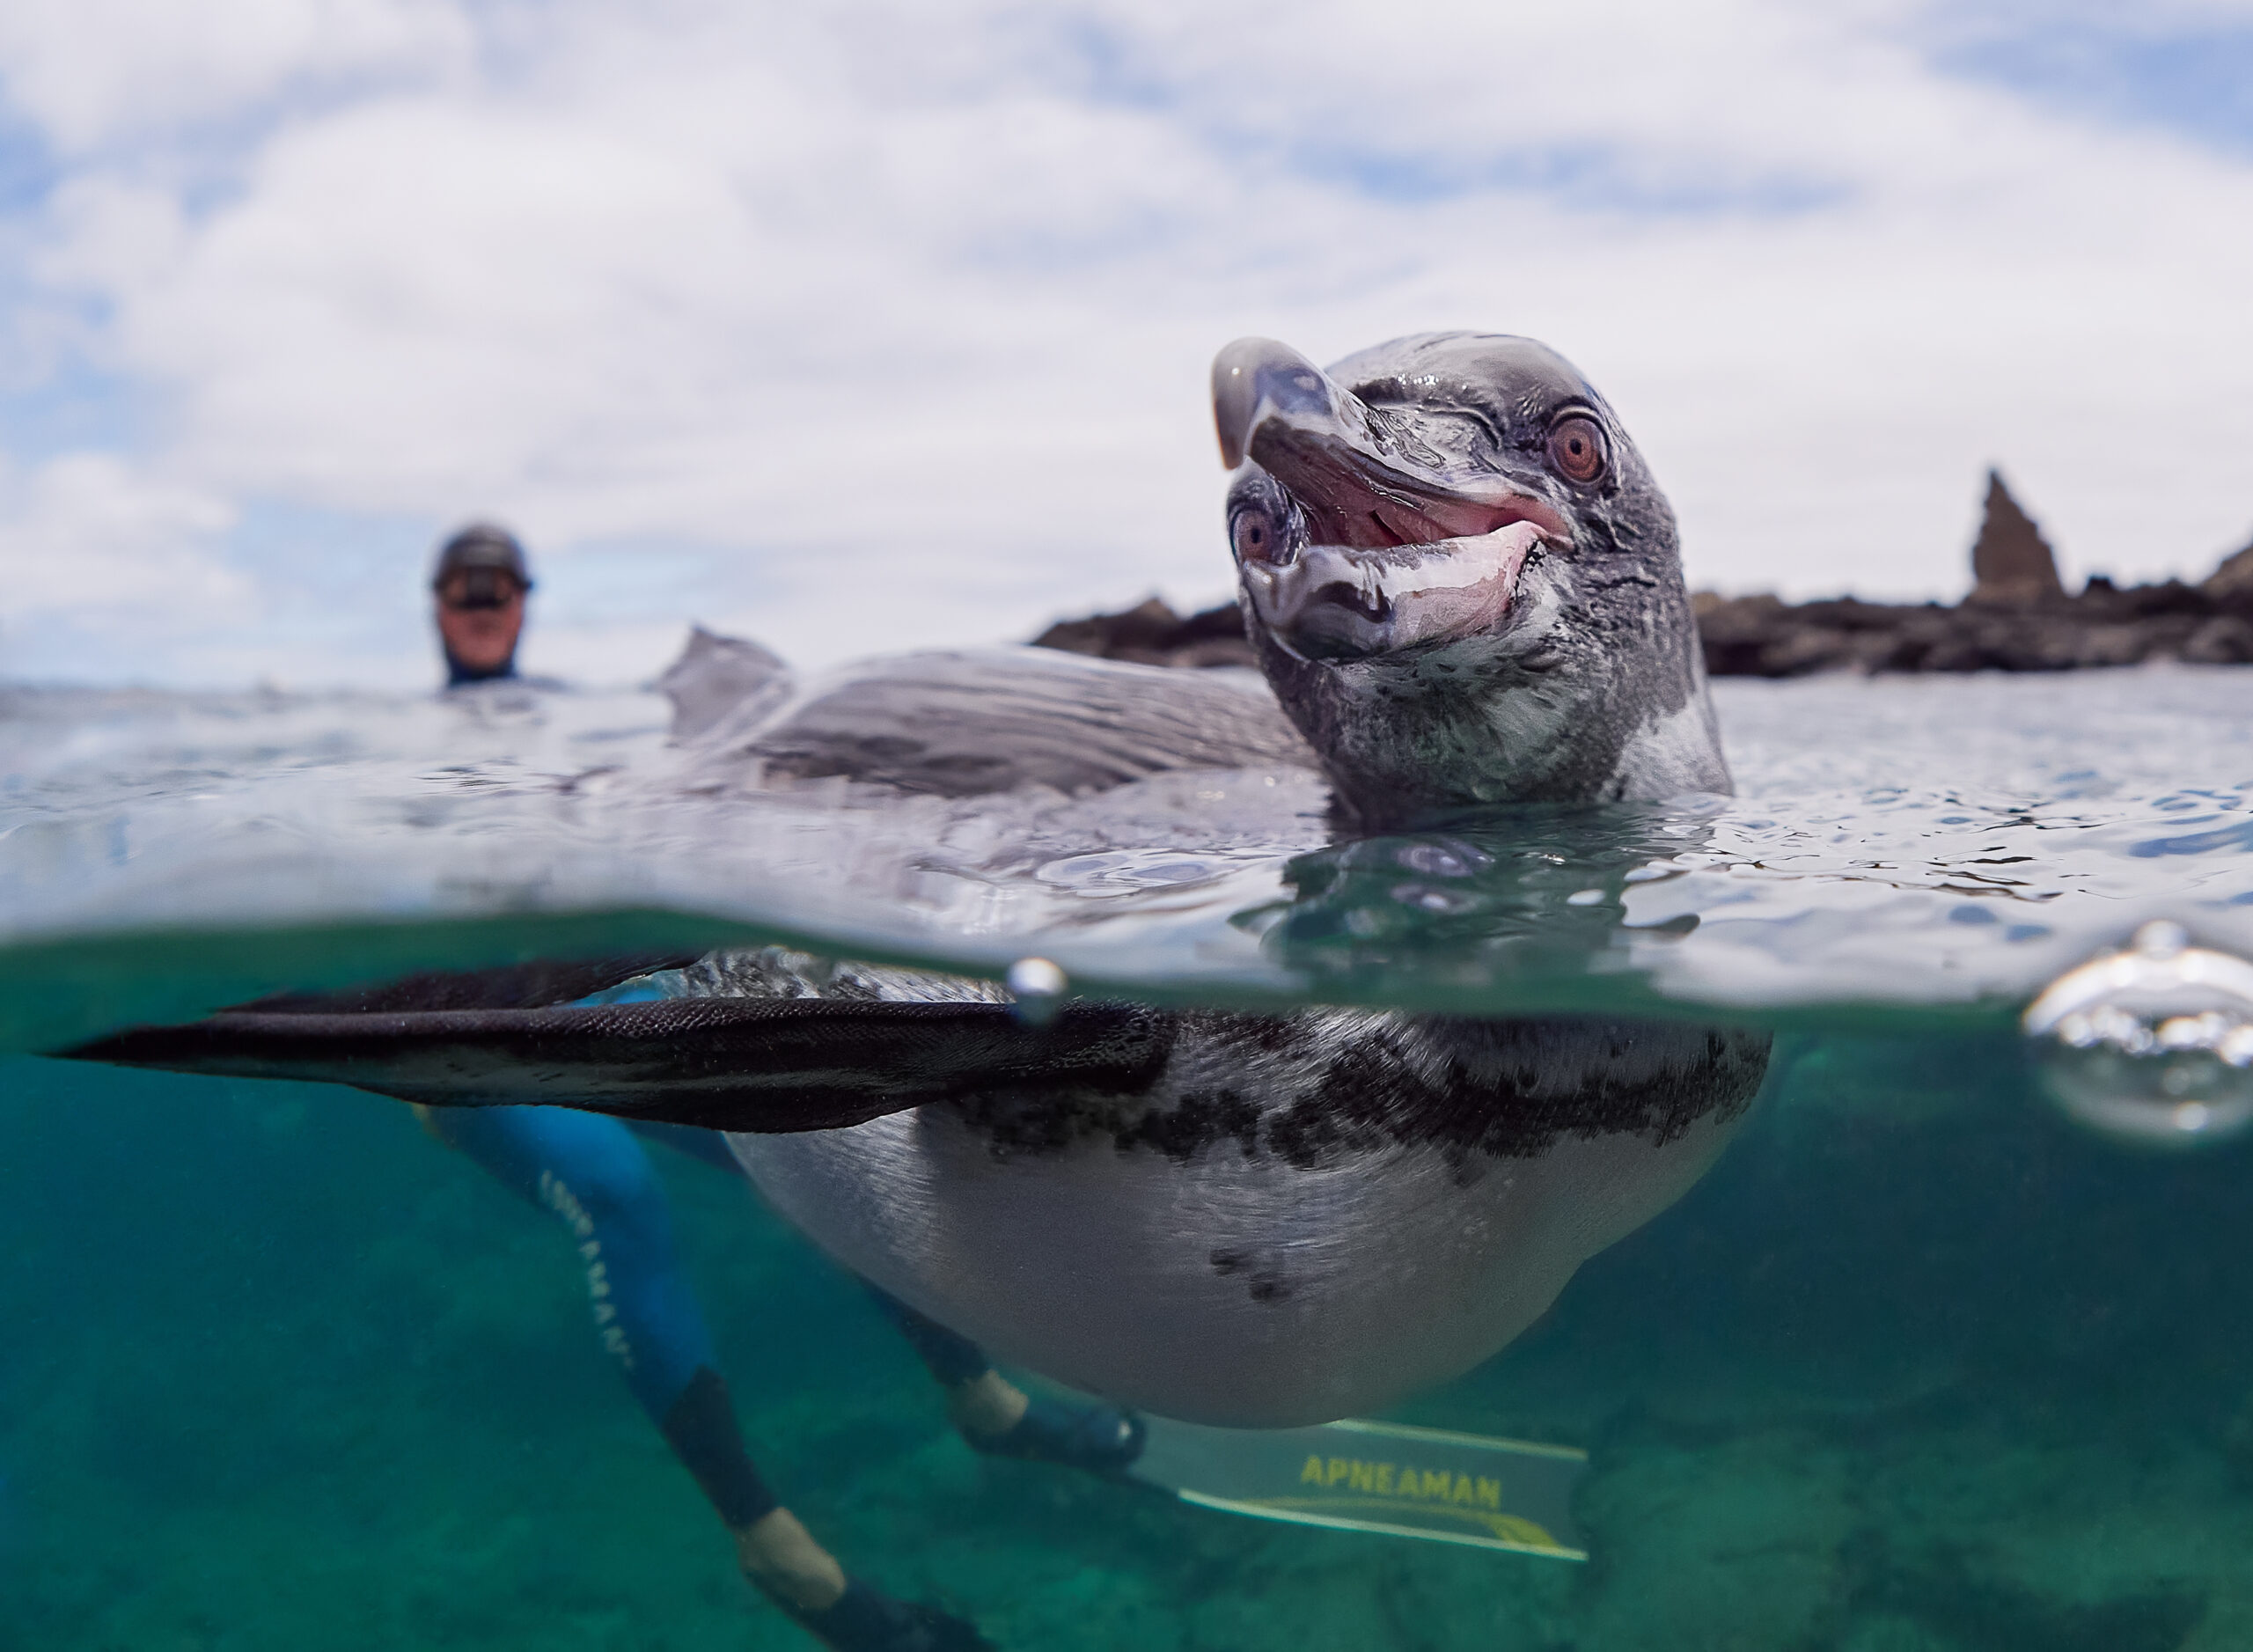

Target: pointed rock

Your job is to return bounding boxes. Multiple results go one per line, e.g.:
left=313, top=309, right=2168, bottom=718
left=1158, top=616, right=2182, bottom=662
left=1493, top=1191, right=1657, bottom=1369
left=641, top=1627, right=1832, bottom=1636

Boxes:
left=2204, top=535, right=2253, bottom=606
left=1969, top=469, right=2063, bottom=605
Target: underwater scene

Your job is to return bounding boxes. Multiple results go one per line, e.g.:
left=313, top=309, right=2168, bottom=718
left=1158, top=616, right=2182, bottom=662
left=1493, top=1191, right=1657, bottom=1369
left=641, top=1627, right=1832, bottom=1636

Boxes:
left=4, top=661, right=2253, bottom=1651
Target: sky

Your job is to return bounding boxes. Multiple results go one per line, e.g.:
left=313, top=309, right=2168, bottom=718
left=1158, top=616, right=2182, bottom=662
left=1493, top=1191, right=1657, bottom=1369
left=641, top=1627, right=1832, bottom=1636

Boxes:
left=1, top=0, right=2251, bottom=688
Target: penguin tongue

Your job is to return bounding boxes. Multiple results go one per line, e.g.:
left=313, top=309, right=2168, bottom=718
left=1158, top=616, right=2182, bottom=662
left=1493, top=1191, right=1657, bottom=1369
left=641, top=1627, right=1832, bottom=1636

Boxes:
left=1243, top=520, right=1543, bottom=662
left=1347, top=492, right=1566, bottom=551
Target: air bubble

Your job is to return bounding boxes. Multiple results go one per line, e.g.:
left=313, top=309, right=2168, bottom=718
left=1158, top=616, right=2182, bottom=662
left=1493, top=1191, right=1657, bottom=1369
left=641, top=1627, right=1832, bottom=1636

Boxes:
left=1006, top=956, right=1068, bottom=1025
left=2133, top=920, right=2189, bottom=959
left=1394, top=841, right=1490, bottom=877
left=1391, top=883, right=1474, bottom=914
left=2023, top=921, right=2253, bottom=1148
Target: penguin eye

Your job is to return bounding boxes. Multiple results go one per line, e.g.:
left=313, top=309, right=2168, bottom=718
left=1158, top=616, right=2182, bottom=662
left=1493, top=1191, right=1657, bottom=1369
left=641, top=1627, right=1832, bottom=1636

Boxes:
left=1545, top=416, right=1607, bottom=485
left=1231, top=507, right=1285, bottom=565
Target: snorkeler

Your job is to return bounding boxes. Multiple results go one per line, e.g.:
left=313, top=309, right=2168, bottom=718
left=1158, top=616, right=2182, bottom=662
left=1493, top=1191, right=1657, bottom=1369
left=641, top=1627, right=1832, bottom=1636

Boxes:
left=419, top=525, right=1139, bottom=1652
left=432, top=523, right=533, bottom=686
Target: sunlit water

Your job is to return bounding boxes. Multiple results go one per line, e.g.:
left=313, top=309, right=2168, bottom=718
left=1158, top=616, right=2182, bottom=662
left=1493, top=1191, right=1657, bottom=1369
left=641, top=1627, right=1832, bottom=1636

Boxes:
left=4, top=665, right=2253, bottom=1649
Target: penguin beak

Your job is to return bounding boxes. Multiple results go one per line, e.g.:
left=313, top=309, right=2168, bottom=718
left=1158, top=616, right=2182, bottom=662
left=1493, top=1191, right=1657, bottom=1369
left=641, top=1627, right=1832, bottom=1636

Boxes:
left=1212, top=337, right=1573, bottom=663
left=1212, top=337, right=1332, bottom=473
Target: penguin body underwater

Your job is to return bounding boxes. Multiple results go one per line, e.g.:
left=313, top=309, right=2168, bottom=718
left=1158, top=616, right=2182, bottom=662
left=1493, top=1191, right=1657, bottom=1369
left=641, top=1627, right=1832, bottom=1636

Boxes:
left=67, top=334, right=1764, bottom=1428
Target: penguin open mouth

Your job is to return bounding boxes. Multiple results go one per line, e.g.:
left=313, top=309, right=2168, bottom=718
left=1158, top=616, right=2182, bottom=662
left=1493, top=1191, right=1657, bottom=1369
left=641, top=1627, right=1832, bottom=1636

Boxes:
left=1233, top=410, right=1569, bottom=662
left=1242, top=520, right=1547, bottom=662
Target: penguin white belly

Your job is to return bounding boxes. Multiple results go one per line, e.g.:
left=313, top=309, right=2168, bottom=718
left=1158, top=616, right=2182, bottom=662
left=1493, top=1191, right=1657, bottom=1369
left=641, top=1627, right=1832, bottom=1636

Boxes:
left=733, top=1099, right=1743, bottom=1428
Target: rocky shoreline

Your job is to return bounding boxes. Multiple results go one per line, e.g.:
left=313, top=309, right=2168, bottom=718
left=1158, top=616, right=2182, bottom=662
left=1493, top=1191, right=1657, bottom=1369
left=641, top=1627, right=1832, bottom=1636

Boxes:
left=1692, top=576, right=2253, bottom=676
left=1033, top=473, right=2253, bottom=677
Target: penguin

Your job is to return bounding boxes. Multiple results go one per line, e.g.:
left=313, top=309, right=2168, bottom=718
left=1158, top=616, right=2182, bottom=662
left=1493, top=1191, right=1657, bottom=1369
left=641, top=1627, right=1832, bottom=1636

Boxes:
left=63, top=333, right=1765, bottom=1429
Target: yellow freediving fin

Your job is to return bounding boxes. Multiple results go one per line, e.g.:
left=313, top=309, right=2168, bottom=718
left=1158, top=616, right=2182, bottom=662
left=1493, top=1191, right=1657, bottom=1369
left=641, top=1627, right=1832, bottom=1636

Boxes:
left=1126, top=1414, right=1589, bottom=1560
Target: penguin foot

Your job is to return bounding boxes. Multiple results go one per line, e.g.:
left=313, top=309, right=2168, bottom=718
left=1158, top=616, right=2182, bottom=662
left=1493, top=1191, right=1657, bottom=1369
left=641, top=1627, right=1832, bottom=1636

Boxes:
left=965, top=1393, right=1146, bottom=1476
left=784, top=1576, right=992, bottom=1652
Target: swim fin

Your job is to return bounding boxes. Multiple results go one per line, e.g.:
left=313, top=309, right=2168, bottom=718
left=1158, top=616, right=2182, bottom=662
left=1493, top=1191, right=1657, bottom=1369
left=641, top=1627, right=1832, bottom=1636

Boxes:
left=1126, top=1414, right=1589, bottom=1560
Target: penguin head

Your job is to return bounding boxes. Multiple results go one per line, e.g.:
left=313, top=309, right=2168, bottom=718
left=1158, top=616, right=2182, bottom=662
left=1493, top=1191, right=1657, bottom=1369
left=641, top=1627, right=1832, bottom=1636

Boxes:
left=1212, top=331, right=1719, bottom=824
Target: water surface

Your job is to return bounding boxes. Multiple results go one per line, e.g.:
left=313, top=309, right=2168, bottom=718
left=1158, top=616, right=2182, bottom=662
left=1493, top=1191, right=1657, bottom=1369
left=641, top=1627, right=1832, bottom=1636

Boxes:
left=6, top=665, right=2251, bottom=1034
left=4, top=665, right=2252, bottom=1649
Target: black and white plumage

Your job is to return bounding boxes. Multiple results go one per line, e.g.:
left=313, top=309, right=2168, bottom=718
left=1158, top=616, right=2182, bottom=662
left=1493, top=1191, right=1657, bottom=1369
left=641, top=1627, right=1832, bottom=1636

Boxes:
left=64, top=332, right=1765, bottom=1427
left=724, top=954, right=1764, bottom=1427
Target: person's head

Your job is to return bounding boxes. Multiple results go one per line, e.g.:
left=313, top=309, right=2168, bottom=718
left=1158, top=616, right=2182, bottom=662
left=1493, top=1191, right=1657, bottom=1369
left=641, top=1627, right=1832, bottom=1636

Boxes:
left=431, top=523, right=532, bottom=683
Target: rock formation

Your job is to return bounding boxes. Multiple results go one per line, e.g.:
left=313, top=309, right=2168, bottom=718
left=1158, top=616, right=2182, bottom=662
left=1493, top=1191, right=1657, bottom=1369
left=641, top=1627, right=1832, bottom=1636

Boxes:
left=2206, top=541, right=2253, bottom=607
left=1692, top=478, right=2253, bottom=673
left=1031, top=597, right=1257, bottom=670
left=1689, top=582, right=2253, bottom=675
left=1967, top=470, right=2064, bottom=605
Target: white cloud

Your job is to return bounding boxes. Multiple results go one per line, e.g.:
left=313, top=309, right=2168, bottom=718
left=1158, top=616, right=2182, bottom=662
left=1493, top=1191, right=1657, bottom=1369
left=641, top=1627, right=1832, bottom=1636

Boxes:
left=2, top=0, right=2252, bottom=684
left=0, top=453, right=247, bottom=680
left=0, top=452, right=236, bottom=608
left=0, top=0, right=468, bottom=152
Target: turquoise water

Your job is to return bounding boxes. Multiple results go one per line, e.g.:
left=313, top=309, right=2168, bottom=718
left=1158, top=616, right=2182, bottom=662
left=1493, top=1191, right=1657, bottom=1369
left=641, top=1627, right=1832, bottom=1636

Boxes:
left=5, top=666, right=2253, bottom=1648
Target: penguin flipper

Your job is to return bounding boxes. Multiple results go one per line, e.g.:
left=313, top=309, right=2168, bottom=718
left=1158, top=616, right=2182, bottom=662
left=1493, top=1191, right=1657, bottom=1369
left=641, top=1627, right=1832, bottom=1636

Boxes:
left=57, top=996, right=1171, bottom=1133
left=740, top=648, right=1313, bottom=797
